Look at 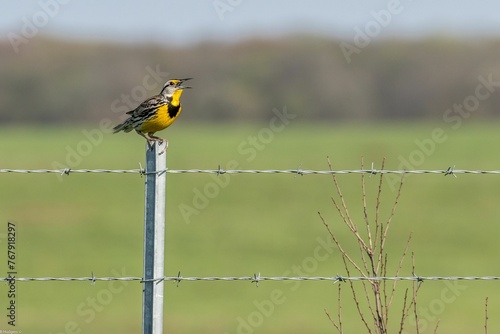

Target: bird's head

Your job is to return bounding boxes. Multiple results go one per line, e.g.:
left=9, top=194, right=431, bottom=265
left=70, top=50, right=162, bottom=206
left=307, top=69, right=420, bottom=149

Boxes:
left=160, top=78, right=192, bottom=96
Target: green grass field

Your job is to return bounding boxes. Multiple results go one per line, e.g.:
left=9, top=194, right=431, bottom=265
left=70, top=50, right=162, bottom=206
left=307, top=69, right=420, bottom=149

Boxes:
left=1, top=121, right=500, bottom=333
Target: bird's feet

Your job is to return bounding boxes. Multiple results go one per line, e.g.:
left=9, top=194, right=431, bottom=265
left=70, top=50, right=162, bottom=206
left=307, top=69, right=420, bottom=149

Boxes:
left=147, top=137, right=168, bottom=155
left=135, top=130, right=169, bottom=155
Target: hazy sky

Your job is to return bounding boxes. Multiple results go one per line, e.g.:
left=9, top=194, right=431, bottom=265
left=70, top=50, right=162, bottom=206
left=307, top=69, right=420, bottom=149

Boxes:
left=2, top=0, right=500, bottom=46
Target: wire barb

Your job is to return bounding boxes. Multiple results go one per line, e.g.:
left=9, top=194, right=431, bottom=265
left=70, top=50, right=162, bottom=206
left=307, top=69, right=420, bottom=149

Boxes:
left=138, top=162, right=145, bottom=177
left=252, top=273, right=261, bottom=288
left=415, top=275, right=424, bottom=288
left=216, top=165, right=225, bottom=176
left=296, top=164, right=304, bottom=176
left=369, top=162, right=377, bottom=177
left=444, top=165, right=457, bottom=177
left=335, top=274, right=346, bottom=283
left=175, top=271, right=182, bottom=287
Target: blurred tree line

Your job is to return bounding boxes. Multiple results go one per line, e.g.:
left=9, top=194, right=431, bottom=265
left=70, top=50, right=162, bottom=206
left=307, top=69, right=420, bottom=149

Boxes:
left=0, top=35, right=499, bottom=124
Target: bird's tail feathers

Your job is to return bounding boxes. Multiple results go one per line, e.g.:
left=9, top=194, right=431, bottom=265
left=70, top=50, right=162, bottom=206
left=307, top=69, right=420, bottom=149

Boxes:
left=112, top=120, right=133, bottom=133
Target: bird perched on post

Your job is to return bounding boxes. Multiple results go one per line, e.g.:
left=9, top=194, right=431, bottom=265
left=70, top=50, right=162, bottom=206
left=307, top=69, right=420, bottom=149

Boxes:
left=113, top=78, right=192, bottom=153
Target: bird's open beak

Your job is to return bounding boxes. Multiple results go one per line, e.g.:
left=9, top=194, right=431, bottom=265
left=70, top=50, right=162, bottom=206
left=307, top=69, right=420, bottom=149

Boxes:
left=179, top=78, right=192, bottom=89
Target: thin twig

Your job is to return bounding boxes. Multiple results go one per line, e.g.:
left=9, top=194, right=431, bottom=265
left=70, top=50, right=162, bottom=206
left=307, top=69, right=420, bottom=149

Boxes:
left=328, top=158, right=371, bottom=253
left=337, top=283, right=343, bottom=333
left=342, top=243, right=372, bottom=334
left=373, top=159, right=385, bottom=255
left=325, top=308, right=342, bottom=333
left=398, top=288, right=409, bottom=334
left=322, top=200, right=373, bottom=334
left=399, top=253, right=421, bottom=332
left=361, top=157, right=374, bottom=251
left=374, top=160, right=387, bottom=334
left=360, top=157, right=375, bottom=282
left=327, top=159, right=379, bottom=331
left=485, top=297, right=489, bottom=334
left=344, top=257, right=373, bottom=334
left=318, top=212, right=367, bottom=277
left=411, top=253, right=421, bottom=334
left=373, top=281, right=386, bottom=334
left=382, top=253, right=388, bottom=329
left=319, top=208, right=373, bottom=332
left=378, top=174, right=405, bottom=274
left=361, top=279, right=378, bottom=332
left=387, top=234, right=413, bottom=317
left=433, top=319, right=440, bottom=334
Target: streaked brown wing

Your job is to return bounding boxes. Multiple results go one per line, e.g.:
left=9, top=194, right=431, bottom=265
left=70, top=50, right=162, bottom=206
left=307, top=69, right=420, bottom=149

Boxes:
left=126, top=95, right=164, bottom=115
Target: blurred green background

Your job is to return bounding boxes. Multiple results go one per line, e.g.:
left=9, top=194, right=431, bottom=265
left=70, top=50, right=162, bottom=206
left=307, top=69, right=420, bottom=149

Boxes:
left=1, top=123, right=500, bottom=333
left=2, top=2, right=500, bottom=333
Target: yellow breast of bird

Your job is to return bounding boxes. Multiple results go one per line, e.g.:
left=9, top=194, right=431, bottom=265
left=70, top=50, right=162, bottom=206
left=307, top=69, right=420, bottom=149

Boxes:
left=140, top=104, right=182, bottom=133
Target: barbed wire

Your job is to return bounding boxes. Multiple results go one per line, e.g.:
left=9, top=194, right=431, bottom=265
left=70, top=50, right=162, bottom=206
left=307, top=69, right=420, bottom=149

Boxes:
left=0, top=168, right=142, bottom=175
left=3, top=274, right=500, bottom=286
left=2, top=166, right=500, bottom=176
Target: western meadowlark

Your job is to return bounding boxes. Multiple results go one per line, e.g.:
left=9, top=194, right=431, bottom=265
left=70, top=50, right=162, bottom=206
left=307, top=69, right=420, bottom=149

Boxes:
left=113, top=78, right=192, bottom=153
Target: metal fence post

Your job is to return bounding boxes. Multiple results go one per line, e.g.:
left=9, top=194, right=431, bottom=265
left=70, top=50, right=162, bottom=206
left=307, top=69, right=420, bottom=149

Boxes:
left=142, top=142, right=166, bottom=334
